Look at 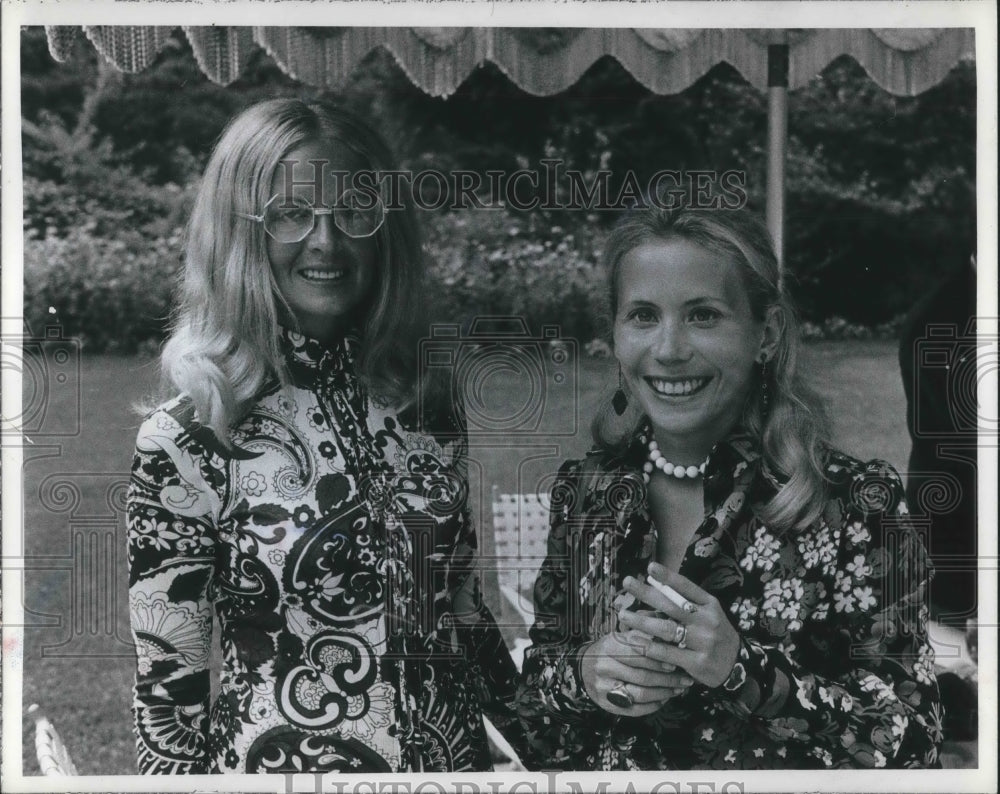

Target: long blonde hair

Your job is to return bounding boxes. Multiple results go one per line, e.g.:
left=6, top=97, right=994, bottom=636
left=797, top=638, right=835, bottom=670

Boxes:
left=159, top=98, right=425, bottom=442
left=593, top=207, right=831, bottom=532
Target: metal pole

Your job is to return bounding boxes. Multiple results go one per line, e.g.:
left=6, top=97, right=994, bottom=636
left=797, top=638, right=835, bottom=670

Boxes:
left=766, top=42, right=789, bottom=273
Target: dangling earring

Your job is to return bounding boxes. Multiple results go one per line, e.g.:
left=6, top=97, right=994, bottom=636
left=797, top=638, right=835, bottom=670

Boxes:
left=759, top=357, right=771, bottom=417
left=613, top=365, right=628, bottom=416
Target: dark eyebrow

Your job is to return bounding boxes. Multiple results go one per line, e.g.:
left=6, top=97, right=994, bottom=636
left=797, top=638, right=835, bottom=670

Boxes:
left=682, top=295, right=729, bottom=307
left=619, top=298, right=657, bottom=308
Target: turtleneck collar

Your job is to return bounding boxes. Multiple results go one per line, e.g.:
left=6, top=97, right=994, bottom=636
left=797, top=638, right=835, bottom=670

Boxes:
left=277, top=324, right=362, bottom=385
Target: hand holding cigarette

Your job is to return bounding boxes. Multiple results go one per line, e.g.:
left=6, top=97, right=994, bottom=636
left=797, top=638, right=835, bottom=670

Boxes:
left=618, top=564, right=742, bottom=689
left=646, top=575, right=696, bottom=613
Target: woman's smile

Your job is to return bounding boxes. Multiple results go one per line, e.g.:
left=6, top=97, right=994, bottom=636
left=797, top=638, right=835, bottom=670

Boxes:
left=298, top=267, right=348, bottom=283
left=644, top=376, right=712, bottom=397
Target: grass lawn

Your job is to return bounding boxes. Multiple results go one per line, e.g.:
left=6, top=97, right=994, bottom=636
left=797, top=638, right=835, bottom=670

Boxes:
left=15, top=340, right=911, bottom=775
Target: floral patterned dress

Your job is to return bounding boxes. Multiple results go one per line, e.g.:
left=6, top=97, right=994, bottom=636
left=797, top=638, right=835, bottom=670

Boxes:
left=127, top=328, right=524, bottom=773
left=516, top=426, right=942, bottom=769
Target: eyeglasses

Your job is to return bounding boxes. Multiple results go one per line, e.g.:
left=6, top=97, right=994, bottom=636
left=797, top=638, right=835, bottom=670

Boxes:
left=235, top=189, right=385, bottom=243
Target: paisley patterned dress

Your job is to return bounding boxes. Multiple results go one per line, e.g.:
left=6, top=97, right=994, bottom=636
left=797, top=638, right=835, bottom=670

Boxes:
left=516, top=426, right=943, bottom=769
left=127, top=328, right=524, bottom=773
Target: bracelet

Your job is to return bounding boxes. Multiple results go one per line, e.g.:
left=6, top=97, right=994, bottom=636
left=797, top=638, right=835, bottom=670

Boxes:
left=574, top=640, right=599, bottom=701
left=716, top=643, right=764, bottom=715
left=722, top=660, right=748, bottom=692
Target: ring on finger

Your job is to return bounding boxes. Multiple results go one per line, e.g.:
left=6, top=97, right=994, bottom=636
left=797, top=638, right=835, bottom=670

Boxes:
left=674, top=623, right=687, bottom=649
left=607, top=683, right=635, bottom=709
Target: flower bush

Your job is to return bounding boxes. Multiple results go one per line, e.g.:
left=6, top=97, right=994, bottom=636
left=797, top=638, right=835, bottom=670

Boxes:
left=23, top=224, right=182, bottom=353
left=23, top=204, right=910, bottom=355
left=423, top=209, right=610, bottom=345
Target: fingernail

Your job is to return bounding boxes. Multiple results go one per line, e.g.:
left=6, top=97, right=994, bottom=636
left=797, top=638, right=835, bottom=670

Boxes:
left=622, top=576, right=635, bottom=588
left=681, top=678, right=694, bottom=686
left=625, top=630, right=646, bottom=644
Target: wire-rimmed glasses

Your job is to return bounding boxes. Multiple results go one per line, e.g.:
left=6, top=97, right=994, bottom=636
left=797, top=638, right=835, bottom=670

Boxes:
left=235, top=189, right=385, bottom=243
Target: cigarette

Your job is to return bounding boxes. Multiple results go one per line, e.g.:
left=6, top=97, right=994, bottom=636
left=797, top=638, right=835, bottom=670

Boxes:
left=646, top=575, right=688, bottom=609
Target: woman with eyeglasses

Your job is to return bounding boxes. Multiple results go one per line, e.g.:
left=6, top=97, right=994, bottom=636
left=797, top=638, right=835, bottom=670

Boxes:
left=516, top=206, right=942, bottom=769
left=126, top=98, right=525, bottom=774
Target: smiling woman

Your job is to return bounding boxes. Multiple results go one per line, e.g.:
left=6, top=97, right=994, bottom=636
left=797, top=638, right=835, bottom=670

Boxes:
left=613, top=236, right=780, bottom=469
left=125, top=98, right=528, bottom=774
left=256, top=142, right=379, bottom=342
left=515, top=206, right=943, bottom=770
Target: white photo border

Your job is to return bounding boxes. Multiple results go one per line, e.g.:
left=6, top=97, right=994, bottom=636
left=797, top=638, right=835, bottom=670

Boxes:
left=2, top=1, right=996, bottom=792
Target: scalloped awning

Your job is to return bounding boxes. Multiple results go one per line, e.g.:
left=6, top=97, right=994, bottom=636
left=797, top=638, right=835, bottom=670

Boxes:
left=45, top=26, right=975, bottom=97
left=41, top=26, right=976, bottom=266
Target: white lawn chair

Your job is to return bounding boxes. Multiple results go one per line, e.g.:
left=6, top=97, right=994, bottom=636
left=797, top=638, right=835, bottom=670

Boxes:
left=486, top=488, right=554, bottom=771
left=28, top=703, right=79, bottom=776
left=490, top=487, right=551, bottom=635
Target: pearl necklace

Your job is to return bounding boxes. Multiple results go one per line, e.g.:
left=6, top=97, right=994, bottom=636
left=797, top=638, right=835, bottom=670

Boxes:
left=643, top=439, right=708, bottom=484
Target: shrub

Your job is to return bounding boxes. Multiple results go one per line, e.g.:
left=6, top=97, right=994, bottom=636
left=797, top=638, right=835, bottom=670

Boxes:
left=22, top=102, right=198, bottom=242
left=23, top=225, right=182, bottom=353
left=423, top=210, right=609, bottom=343
left=23, top=173, right=194, bottom=243
left=23, top=205, right=908, bottom=355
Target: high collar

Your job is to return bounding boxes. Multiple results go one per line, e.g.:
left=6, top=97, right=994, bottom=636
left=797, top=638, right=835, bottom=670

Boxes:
left=278, top=324, right=361, bottom=384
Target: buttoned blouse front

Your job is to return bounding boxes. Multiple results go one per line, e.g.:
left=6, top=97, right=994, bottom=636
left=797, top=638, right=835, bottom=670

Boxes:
left=127, top=328, right=521, bottom=774
left=516, top=428, right=943, bottom=770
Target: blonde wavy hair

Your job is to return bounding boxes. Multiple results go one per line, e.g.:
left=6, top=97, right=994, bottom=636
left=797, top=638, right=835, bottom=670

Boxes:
left=593, top=207, right=831, bottom=532
left=158, top=98, right=424, bottom=442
